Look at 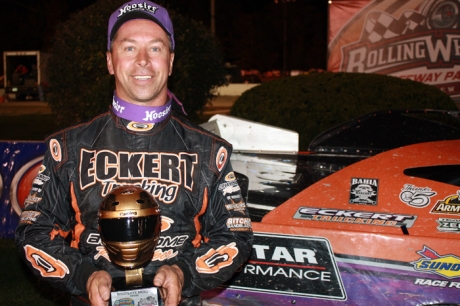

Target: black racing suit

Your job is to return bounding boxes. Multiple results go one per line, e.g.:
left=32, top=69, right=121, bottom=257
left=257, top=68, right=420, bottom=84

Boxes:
left=15, top=102, right=253, bottom=304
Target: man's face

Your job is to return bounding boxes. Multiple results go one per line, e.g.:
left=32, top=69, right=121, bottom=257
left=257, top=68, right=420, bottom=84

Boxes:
left=107, top=19, right=174, bottom=106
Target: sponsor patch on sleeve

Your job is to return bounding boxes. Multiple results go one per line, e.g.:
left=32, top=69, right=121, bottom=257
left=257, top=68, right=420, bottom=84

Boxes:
left=226, top=217, right=252, bottom=231
left=196, top=242, right=239, bottom=274
left=49, top=139, right=62, bottom=162
left=24, top=245, right=69, bottom=278
left=216, top=146, right=228, bottom=172
left=19, top=211, right=41, bottom=224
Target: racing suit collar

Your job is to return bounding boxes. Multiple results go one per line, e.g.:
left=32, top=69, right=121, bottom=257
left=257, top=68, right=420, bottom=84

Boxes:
left=112, top=93, right=172, bottom=123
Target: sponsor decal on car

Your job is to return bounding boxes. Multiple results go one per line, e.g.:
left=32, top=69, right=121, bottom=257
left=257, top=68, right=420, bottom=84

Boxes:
left=224, top=233, right=346, bottom=300
left=349, top=177, right=378, bottom=205
left=430, top=191, right=460, bottom=216
left=414, top=278, right=460, bottom=289
left=293, top=206, right=417, bottom=228
left=411, top=246, right=460, bottom=279
left=399, top=184, right=436, bottom=208
left=436, top=218, right=460, bottom=233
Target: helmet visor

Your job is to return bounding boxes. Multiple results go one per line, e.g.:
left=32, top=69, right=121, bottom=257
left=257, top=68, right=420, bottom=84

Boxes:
left=99, top=215, right=160, bottom=242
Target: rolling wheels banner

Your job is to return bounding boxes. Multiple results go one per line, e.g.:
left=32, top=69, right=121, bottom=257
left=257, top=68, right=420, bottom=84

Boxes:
left=328, top=0, right=460, bottom=103
left=0, top=142, right=46, bottom=238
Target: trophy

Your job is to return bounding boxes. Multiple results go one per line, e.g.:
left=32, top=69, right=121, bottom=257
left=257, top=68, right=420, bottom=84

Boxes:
left=99, top=185, right=162, bottom=306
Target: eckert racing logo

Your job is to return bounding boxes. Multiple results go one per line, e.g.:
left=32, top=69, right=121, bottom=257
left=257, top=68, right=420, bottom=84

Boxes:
left=412, top=246, right=460, bottom=279
left=294, top=206, right=417, bottom=228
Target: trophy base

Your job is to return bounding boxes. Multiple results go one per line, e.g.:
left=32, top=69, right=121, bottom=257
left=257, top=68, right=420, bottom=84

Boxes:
left=111, top=278, right=163, bottom=306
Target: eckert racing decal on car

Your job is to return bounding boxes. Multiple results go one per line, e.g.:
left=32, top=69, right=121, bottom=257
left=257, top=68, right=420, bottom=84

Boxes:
left=399, top=184, right=436, bottom=208
left=294, top=207, right=417, bottom=228
left=224, top=233, right=346, bottom=300
left=411, top=246, right=460, bottom=279
left=430, top=191, right=460, bottom=216
left=436, top=218, right=460, bottom=233
left=349, top=177, right=378, bottom=205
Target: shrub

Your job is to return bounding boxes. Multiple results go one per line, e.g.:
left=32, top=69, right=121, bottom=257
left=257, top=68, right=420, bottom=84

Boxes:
left=230, top=72, right=458, bottom=151
left=46, top=0, right=227, bottom=126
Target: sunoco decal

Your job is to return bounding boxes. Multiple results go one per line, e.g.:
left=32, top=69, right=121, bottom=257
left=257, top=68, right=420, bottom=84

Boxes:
left=412, top=246, right=460, bottom=279
left=430, top=191, right=460, bottom=216
left=399, top=184, right=436, bottom=208
left=223, top=233, right=346, bottom=300
left=294, top=206, right=417, bottom=228
left=437, top=218, right=460, bottom=233
left=349, top=178, right=378, bottom=205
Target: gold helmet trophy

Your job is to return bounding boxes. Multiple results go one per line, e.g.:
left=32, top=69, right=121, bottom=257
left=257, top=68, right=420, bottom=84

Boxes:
left=99, top=185, right=162, bottom=306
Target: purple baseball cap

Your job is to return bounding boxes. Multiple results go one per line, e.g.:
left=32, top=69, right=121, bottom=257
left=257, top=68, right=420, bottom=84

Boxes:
left=107, top=1, right=175, bottom=51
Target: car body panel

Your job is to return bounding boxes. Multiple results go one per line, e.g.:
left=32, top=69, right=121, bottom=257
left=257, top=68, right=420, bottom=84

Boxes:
left=200, top=113, right=460, bottom=305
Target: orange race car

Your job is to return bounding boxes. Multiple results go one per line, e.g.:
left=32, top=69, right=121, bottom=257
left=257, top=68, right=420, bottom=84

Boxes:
left=200, top=109, right=460, bottom=305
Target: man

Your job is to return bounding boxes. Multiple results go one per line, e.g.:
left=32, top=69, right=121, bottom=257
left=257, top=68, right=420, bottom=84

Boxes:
left=15, top=1, right=253, bottom=305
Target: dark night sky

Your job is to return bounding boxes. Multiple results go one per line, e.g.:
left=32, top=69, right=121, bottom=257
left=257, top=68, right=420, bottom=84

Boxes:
left=1, top=0, right=328, bottom=73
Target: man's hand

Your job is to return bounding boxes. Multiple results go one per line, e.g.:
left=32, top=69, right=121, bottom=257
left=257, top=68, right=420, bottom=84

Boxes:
left=87, top=270, right=112, bottom=306
left=154, top=264, right=184, bottom=306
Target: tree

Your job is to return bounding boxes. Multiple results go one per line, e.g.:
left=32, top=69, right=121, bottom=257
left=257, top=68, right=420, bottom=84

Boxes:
left=46, top=0, right=227, bottom=126
left=230, top=72, right=458, bottom=150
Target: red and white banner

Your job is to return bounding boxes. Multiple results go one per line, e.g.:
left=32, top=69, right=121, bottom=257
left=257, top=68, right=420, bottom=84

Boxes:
left=0, top=141, right=46, bottom=238
left=328, top=0, right=460, bottom=101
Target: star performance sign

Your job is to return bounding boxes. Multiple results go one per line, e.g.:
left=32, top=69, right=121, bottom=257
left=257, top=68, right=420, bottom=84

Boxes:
left=223, top=233, right=346, bottom=301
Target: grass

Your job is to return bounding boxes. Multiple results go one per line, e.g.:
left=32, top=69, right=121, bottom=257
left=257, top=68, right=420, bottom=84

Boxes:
left=0, top=239, right=70, bottom=305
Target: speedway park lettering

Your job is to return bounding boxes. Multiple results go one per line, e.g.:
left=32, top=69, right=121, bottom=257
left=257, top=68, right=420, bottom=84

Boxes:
left=342, top=33, right=460, bottom=73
